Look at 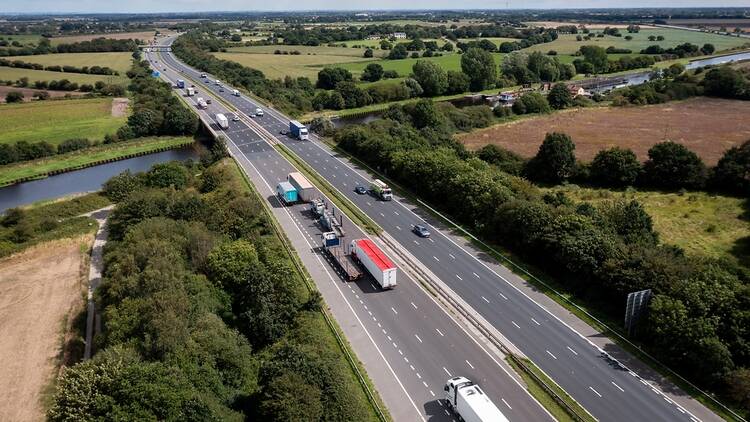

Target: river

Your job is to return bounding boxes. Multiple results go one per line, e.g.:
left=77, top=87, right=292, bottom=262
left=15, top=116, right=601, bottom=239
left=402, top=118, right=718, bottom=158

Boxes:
left=0, top=145, right=200, bottom=213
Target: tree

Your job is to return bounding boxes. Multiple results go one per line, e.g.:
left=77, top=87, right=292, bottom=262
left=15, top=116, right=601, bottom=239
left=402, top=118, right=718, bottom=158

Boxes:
left=127, top=108, right=161, bottom=137
left=412, top=60, right=448, bottom=97
left=410, top=99, right=441, bottom=129
left=360, top=63, right=383, bottom=82
left=702, top=67, right=747, bottom=99
left=206, top=240, right=259, bottom=292
left=590, top=147, right=642, bottom=187
left=404, top=78, right=423, bottom=97
left=461, top=47, right=497, bottom=91
left=5, top=91, right=23, bottom=103
left=525, top=132, right=577, bottom=183
left=335, top=81, right=371, bottom=108
left=316, top=67, right=352, bottom=89
left=259, top=372, right=323, bottom=422
left=146, top=162, right=190, bottom=189
left=379, top=40, right=392, bottom=50
left=512, top=92, right=550, bottom=115
left=726, top=368, right=750, bottom=410
left=642, top=141, right=707, bottom=189
left=387, top=43, right=408, bottom=59
left=579, top=45, right=608, bottom=73
left=163, top=106, right=199, bottom=135
left=547, top=83, right=574, bottom=109
left=701, top=43, right=715, bottom=55
left=230, top=34, right=242, bottom=42
left=477, top=144, right=526, bottom=175
left=710, top=140, right=750, bottom=196
left=446, top=71, right=470, bottom=94
left=363, top=48, right=373, bottom=58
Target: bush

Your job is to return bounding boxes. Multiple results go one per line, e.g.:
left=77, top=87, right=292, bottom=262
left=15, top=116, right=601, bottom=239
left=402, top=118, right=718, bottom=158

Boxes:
left=589, top=147, right=642, bottom=187
left=360, top=63, right=383, bottom=82
left=642, top=141, right=707, bottom=190
left=316, top=67, right=352, bottom=89
left=5, top=91, right=23, bottom=103
left=524, top=132, right=577, bottom=183
left=710, top=140, right=750, bottom=196
left=512, top=92, right=551, bottom=114
left=57, top=138, right=91, bottom=154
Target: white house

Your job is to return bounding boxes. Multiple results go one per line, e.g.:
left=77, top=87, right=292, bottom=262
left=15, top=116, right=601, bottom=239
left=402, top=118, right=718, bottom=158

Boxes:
left=392, top=32, right=407, bottom=39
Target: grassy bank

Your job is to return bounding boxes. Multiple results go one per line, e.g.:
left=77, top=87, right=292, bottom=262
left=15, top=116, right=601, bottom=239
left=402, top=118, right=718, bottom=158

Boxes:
left=0, top=97, right=127, bottom=146
left=0, top=192, right=110, bottom=258
left=0, top=136, right=196, bottom=186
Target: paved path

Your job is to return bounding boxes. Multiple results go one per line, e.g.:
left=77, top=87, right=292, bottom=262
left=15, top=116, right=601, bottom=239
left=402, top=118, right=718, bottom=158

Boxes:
left=83, top=206, right=113, bottom=360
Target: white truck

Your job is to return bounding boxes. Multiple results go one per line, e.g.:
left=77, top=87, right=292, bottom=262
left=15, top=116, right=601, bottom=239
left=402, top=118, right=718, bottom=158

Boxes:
left=232, top=89, right=240, bottom=96
left=350, top=238, right=397, bottom=289
left=444, top=377, right=509, bottom=422
left=287, top=172, right=314, bottom=202
left=186, top=87, right=195, bottom=96
left=196, top=97, right=207, bottom=109
left=216, top=113, right=229, bottom=130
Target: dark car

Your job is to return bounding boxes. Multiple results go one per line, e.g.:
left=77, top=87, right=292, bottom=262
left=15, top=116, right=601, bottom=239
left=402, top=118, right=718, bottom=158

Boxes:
left=412, top=224, right=431, bottom=238
left=354, top=186, right=367, bottom=195
left=206, top=99, right=212, bottom=104
left=219, top=88, right=224, bottom=92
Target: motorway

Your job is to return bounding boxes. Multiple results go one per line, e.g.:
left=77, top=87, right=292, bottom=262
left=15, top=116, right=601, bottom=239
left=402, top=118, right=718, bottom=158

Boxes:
left=146, top=47, right=554, bottom=422
left=151, top=38, right=714, bottom=422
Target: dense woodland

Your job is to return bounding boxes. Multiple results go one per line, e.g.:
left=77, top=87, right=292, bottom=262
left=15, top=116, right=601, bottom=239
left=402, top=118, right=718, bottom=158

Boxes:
left=48, top=158, right=376, bottom=421
left=333, top=99, right=750, bottom=414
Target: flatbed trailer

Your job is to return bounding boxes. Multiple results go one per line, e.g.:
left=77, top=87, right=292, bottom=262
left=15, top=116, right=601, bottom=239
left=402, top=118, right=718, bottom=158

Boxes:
left=322, top=232, right=362, bottom=281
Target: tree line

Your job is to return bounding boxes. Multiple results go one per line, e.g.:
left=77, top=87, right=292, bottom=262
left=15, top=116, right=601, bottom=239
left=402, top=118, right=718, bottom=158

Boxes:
left=0, top=57, right=118, bottom=75
left=0, top=37, right=141, bottom=57
left=333, top=100, right=750, bottom=414
left=48, top=158, right=375, bottom=421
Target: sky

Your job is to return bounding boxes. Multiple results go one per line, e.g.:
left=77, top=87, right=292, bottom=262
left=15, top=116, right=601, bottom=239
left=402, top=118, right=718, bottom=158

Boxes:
left=3, top=0, right=749, bottom=14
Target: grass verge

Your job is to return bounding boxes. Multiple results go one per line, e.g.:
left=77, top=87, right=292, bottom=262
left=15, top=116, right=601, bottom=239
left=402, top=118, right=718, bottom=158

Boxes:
left=0, top=136, right=195, bottom=186
left=321, top=137, right=746, bottom=421
left=227, top=158, right=389, bottom=422
left=275, top=143, right=381, bottom=235
left=505, top=357, right=577, bottom=422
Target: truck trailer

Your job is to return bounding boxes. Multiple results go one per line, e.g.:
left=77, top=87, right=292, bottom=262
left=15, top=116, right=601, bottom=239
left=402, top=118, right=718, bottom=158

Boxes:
left=289, top=120, right=309, bottom=140
left=370, top=179, right=393, bottom=201
left=287, top=172, right=314, bottom=202
left=176, top=79, right=185, bottom=88
left=276, top=181, right=298, bottom=204
left=216, top=113, right=229, bottom=130
left=322, top=232, right=362, bottom=281
left=350, top=239, right=397, bottom=289
left=444, top=377, right=508, bottom=422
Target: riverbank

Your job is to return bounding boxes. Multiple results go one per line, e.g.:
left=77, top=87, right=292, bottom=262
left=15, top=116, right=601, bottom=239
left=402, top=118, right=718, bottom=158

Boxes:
left=0, top=136, right=195, bottom=186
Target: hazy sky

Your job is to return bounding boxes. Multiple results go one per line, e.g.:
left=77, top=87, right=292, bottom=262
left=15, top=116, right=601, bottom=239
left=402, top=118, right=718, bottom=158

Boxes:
left=3, top=0, right=750, bottom=14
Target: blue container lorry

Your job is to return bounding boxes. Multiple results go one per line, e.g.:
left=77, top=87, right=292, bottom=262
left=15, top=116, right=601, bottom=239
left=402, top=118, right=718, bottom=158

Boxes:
left=176, top=79, right=185, bottom=88
left=289, top=120, right=309, bottom=141
left=276, top=181, right=298, bottom=204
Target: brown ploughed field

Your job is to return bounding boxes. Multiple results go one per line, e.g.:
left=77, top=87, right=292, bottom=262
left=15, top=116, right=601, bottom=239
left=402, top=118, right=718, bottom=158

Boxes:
left=0, top=236, right=90, bottom=422
left=458, top=98, right=750, bottom=165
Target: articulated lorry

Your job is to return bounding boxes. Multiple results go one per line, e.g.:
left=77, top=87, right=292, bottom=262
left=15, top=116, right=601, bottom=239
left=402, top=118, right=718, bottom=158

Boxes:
left=370, top=179, right=393, bottom=201
left=289, top=120, right=309, bottom=140
left=444, top=377, right=508, bottom=422
left=322, top=232, right=362, bottom=281
left=276, top=181, right=298, bottom=205
left=216, top=113, right=229, bottom=130
left=287, top=172, right=314, bottom=202
left=350, top=238, right=397, bottom=289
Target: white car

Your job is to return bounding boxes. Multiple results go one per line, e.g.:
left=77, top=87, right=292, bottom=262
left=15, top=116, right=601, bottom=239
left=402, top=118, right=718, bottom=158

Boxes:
left=255, top=108, right=264, bottom=117
left=231, top=114, right=240, bottom=122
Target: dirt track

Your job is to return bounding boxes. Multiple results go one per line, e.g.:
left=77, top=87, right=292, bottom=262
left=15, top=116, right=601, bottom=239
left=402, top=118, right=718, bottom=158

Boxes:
left=0, top=236, right=91, bottom=422
left=458, top=98, right=750, bottom=165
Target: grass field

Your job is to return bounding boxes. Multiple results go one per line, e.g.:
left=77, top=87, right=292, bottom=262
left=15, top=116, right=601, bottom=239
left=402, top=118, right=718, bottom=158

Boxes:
left=523, top=28, right=750, bottom=55
left=0, top=67, right=126, bottom=85
left=49, top=30, right=158, bottom=46
left=549, top=185, right=750, bottom=267
left=338, top=52, right=505, bottom=77
left=214, top=51, right=374, bottom=79
left=458, top=98, right=750, bottom=166
left=0, top=136, right=194, bottom=185
left=0, top=98, right=127, bottom=146
left=3, top=52, right=134, bottom=74
left=0, top=34, right=43, bottom=47
left=227, top=44, right=386, bottom=58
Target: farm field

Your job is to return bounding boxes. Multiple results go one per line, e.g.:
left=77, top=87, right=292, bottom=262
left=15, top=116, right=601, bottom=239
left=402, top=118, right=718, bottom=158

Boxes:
left=523, top=28, right=750, bottom=54
left=0, top=34, right=43, bottom=47
left=0, top=236, right=91, bottom=422
left=0, top=85, right=86, bottom=102
left=0, top=66, right=127, bottom=85
left=214, top=50, right=373, bottom=79
left=0, top=97, right=127, bottom=145
left=338, top=52, right=505, bottom=77
left=458, top=98, right=750, bottom=165
left=48, top=30, right=160, bottom=45
left=4, top=52, right=134, bottom=74
left=548, top=186, right=750, bottom=267
left=227, top=44, right=387, bottom=58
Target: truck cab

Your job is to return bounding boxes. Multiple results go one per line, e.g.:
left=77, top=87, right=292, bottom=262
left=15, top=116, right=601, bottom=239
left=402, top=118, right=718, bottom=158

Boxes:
left=370, top=179, right=393, bottom=201
left=444, top=377, right=508, bottom=422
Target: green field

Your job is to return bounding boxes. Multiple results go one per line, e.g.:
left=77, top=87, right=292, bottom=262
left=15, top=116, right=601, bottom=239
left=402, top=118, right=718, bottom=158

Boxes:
left=0, top=98, right=127, bottom=145
left=227, top=44, right=386, bottom=58
left=0, top=66, right=127, bottom=85
left=338, top=52, right=505, bottom=77
left=0, top=34, right=42, bottom=47
left=550, top=186, right=750, bottom=267
left=524, top=28, right=750, bottom=55
left=214, top=51, right=374, bottom=79
left=0, top=136, right=194, bottom=185
left=4, top=52, right=134, bottom=74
